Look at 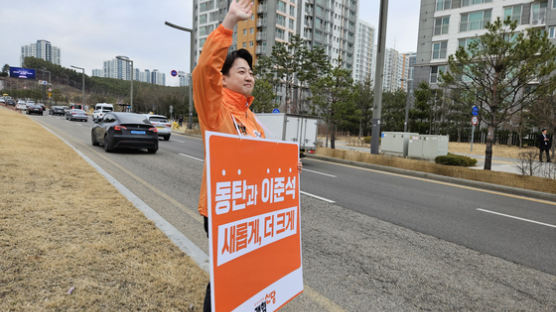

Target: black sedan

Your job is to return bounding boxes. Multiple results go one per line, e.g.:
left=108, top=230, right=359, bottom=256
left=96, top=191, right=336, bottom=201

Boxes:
left=50, top=106, right=67, bottom=116
left=26, top=104, right=44, bottom=115
left=91, top=112, right=158, bottom=153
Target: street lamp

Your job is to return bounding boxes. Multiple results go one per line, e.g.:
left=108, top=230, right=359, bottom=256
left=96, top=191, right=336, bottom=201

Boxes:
left=165, top=20, right=194, bottom=129
left=38, top=68, right=51, bottom=103
left=70, top=65, right=85, bottom=109
left=116, top=56, right=134, bottom=112
left=402, top=78, right=413, bottom=133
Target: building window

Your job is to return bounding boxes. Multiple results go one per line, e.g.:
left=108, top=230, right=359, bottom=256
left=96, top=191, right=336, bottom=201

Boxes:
left=531, top=1, right=547, bottom=26
left=430, top=65, right=447, bottom=84
left=504, top=5, right=522, bottom=25
left=200, top=14, right=207, bottom=24
left=250, top=41, right=254, bottom=47
left=290, top=5, right=295, bottom=16
left=277, top=14, right=286, bottom=27
left=432, top=41, right=448, bottom=59
left=276, top=28, right=285, bottom=40
left=458, top=37, right=480, bottom=50
left=250, top=27, right=254, bottom=34
left=460, top=9, right=491, bottom=32
left=199, top=0, right=214, bottom=12
left=553, top=0, right=556, bottom=9
left=242, top=42, right=247, bottom=48
left=461, top=0, right=492, bottom=7
left=434, top=16, right=450, bottom=35
left=549, top=26, right=556, bottom=39
left=289, top=18, right=295, bottom=30
left=436, top=0, right=451, bottom=11
left=277, top=1, right=286, bottom=13
left=243, top=29, right=247, bottom=35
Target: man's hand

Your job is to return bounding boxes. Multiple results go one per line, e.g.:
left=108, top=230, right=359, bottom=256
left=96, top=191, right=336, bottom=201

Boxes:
left=222, top=0, right=253, bottom=30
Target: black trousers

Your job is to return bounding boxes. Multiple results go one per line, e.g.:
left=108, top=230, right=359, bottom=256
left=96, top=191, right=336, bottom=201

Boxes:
left=203, top=216, right=211, bottom=312
left=540, top=148, right=551, bottom=162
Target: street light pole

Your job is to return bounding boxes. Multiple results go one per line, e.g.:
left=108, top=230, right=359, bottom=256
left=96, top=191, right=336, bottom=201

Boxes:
left=165, top=20, right=194, bottom=129
left=404, top=78, right=413, bottom=132
left=70, top=65, right=85, bottom=108
left=371, top=0, right=389, bottom=154
left=116, top=57, right=134, bottom=112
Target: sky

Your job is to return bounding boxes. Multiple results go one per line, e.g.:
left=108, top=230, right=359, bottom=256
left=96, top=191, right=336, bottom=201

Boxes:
left=0, top=0, right=420, bottom=87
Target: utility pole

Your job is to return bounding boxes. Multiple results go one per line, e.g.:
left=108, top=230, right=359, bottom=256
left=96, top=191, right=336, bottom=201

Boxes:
left=70, top=65, right=85, bottom=108
left=165, top=21, right=194, bottom=129
left=371, top=0, right=389, bottom=154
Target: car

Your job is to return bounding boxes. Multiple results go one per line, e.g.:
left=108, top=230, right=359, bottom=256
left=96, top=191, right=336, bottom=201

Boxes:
left=26, top=104, right=44, bottom=115
left=0, top=97, right=5, bottom=105
left=36, top=103, right=46, bottom=111
left=6, top=99, right=15, bottom=106
left=50, top=106, right=68, bottom=116
left=91, top=112, right=158, bottom=153
left=145, top=114, right=172, bottom=141
left=16, top=100, right=27, bottom=111
left=65, top=109, right=88, bottom=122
left=93, top=103, right=114, bottom=122
left=26, top=100, right=36, bottom=108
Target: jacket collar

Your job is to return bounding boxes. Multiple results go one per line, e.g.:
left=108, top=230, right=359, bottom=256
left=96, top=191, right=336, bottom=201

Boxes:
left=223, top=88, right=254, bottom=112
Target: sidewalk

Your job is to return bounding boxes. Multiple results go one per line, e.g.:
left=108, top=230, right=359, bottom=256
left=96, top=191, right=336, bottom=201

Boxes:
left=331, top=139, right=554, bottom=178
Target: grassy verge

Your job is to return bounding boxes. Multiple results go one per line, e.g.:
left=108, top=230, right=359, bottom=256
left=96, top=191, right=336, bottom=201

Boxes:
left=315, top=147, right=556, bottom=195
left=0, top=108, right=207, bottom=311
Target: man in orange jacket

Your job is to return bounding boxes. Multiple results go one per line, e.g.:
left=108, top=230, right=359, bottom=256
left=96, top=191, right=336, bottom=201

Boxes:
left=192, top=1, right=261, bottom=310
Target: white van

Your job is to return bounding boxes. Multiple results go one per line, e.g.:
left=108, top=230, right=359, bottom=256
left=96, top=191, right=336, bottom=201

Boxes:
left=93, top=103, right=114, bottom=122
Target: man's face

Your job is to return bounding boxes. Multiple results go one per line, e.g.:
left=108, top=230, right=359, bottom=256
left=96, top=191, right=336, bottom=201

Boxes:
left=542, top=130, right=547, bottom=135
left=222, top=58, right=254, bottom=97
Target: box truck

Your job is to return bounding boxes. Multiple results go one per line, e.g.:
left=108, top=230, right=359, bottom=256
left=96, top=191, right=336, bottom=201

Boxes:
left=256, top=113, right=319, bottom=156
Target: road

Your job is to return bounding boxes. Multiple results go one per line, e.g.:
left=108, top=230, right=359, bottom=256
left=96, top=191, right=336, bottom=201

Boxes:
left=31, top=114, right=556, bottom=311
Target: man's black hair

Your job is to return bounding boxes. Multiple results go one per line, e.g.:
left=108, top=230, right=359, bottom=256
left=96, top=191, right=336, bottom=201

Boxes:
left=221, top=49, right=253, bottom=75
left=541, top=128, right=547, bottom=132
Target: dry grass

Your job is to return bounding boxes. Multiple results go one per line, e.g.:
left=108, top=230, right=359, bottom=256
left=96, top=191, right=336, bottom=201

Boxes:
left=315, top=147, right=556, bottom=194
left=336, top=136, right=539, bottom=160
left=0, top=108, right=207, bottom=311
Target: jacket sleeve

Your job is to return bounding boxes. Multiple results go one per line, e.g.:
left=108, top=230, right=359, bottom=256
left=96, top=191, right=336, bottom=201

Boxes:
left=192, top=25, right=233, bottom=131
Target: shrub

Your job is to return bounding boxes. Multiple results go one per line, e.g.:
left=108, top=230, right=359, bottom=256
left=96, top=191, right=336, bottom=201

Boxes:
left=363, top=136, right=371, bottom=144
left=435, top=153, right=477, bottom=167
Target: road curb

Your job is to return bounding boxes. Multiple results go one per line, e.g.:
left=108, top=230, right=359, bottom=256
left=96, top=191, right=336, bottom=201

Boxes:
left=306, top=154, right=556, bottom=202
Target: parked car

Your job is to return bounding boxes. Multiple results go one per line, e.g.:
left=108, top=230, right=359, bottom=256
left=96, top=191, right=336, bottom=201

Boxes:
left=26, top=100, right=36, bottom=108
left=65, top=109, right=88, bottom=122
left=0, top=97, right=5, bottom=105
left=16, top=100, right=27, bottom=111
left=6, top=99, right=16, bottom=106
left=91, top=112, right=158, bottom=153
left=26, top=104, right=44, bottom=115
left=145, top=114, right=172, bottom=141
left=49, top=106, right=67, bottom=115
left=36, top=103, right=46, bottom=111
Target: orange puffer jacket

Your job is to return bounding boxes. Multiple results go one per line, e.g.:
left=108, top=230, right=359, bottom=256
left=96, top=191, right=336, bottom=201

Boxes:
left=192, top=24, right=265, bottom=217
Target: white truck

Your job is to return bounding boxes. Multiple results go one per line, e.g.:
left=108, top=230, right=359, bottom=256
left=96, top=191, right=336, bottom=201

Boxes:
left=256, top=113, right=319, bottom=156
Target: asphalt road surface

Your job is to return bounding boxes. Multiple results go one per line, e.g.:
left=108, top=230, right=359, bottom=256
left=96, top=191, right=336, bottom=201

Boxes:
left=31, top=114, right=556, bottom=311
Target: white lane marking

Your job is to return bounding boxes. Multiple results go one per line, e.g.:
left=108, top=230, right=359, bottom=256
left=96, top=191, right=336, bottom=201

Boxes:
left=179, top=153, right=203, bottom=162
left=300, top=191, right=335, bottom=203
left=303, top=168, right=336, bottom=178
left=476, top=209, right=556, bottom=229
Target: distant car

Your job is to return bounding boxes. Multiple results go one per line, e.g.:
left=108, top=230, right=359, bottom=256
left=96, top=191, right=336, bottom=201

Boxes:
left=93, top=103, right=114, bottom=122
left=26, top=100, right=36, bottom=108
left=70, top=103, right=83, bottom=110
left=36, top=103, right=46, bottom=111
left=50, top=106, right=68, bottom=115
left=145, top=114, right=172, bottom=141
left=16, top=100, right=27, bottom=111
left=91, top=112, right=158, bottom=153
left=26, top=104, right=44, bottom=115
left=65, top=109, right=88, bottom=122
left=0, top=97, right=5, bottom=105
left=6, top=99, right=15, bottom=106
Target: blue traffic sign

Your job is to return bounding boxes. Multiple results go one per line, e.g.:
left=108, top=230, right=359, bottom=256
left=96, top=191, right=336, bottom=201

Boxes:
left=472, top=105, right=479, bottom=116
left=272, top=108, right=280, bottom=113
left=170, top=70, right=178, bottom=77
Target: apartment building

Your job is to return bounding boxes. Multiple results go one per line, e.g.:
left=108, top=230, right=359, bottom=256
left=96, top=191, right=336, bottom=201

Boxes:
left=21, top=40, right=61, bottom=66
left=414, top=0, right=554, bottom=88
left=352, top=20, right=375, bottom=84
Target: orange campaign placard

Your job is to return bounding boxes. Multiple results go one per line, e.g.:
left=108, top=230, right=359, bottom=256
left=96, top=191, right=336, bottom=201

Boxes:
left=205, top=131, right=303, bottom=312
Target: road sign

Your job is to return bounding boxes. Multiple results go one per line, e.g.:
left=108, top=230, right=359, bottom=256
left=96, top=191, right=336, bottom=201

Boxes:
left=171, top=70, right=178, bottom=77
left=471, top=116, right=478, bottom=126
left=206, top=131, right=303, bottom=312
left=472, top=105, right=479, bottom=116
left=38, top=80, right=48, bottom=85
left=272, top=108, right=280, bottom=113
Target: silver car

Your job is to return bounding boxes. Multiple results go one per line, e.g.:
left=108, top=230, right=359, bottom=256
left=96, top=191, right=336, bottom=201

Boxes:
left=66, top=109, right=88, bottom=122
left=145, top=114, right=172, bottom=141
